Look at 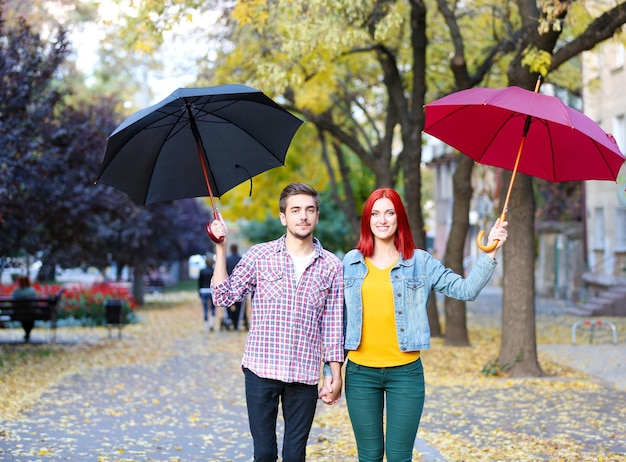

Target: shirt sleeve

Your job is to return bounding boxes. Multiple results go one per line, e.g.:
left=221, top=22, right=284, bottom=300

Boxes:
left=212, top=248, right=256, bottom=306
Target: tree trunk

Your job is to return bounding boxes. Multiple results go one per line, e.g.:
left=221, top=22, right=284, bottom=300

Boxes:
left=132, top=261, right=146, bottom=306
left=500, top=3, right=552, bottom=376
left=405, top=149, right=441, bottom=338
left=443, top=155, right=474, bottom=346
left=39, top=261, right=56, bottom=283
left=426, top=295, right=441, bottom=338
left=498, top=172, right=543, bottom=376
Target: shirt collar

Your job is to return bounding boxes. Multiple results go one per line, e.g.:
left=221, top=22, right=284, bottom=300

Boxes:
left=274, top=234, right=325, bottom=259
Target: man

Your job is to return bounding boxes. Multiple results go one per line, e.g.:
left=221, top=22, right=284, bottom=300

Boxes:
left=225, top=243, right=243, bottom=330
left=210, top=182, right=344, bottom=462
left=197, top=254, right=215, bottom=331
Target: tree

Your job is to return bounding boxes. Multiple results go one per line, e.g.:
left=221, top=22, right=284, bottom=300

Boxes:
left=433, top=0, right=516, bottom=346
left=491, top=0, right=626, bottom=376
left=431, top=0, right=626, bottom=368
left=0, top=9, right=69, bottom=258
left=0, top=6, right=212, bottom=304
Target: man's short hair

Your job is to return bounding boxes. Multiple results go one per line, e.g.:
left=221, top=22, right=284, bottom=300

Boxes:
left=279, top=182, right=320, bottom=213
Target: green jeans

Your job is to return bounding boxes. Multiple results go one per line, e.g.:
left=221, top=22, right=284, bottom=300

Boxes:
left=345, top=358, right=425, bottom=462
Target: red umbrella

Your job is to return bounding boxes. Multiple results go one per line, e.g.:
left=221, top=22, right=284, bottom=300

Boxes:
left=424, top=78, right=625, bottom=251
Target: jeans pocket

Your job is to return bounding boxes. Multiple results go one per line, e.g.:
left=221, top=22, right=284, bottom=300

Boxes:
left=346, top=360, right=361, bottom=375
left=404, top=358, right=424, bottom=378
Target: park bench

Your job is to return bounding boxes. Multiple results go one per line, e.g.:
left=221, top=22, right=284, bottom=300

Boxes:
left=0, top=289, right=64, bottom=342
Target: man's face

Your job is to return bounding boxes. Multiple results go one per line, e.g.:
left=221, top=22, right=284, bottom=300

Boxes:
left=279, top=194, right=319, bottom=240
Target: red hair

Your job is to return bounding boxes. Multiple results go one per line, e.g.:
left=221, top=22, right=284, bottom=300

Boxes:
left=356, top=188, right=417, bottom=259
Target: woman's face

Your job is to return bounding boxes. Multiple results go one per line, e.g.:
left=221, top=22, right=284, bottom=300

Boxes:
left=370, top=197, right=398, bottom=241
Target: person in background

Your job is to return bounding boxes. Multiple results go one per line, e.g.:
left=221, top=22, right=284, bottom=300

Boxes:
left=343, top=187, right=508, bottom=462
left=12, top=276, right=38, bottom=341
left=225, top=243, right=243, bottom=330
left=210, top=182, right=344, bottom=462
left=198, top=254, right=215, bottom=332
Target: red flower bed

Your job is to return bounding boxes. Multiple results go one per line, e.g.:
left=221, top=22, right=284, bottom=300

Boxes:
left=1, top=282, right=137, bottom=326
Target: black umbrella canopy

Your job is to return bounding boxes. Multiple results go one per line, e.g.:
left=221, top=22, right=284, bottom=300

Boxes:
left=96, top=85, right=304, bottom=205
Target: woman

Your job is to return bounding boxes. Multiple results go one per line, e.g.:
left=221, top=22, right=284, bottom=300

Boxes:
left=343, top=188, right=507, bottom=462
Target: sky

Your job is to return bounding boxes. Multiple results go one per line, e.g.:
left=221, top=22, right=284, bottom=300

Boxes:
left=67, top=1, right=218, bottom=107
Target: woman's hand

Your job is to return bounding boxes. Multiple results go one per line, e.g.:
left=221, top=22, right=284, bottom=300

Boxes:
left=319, top=375, right=342, bottom=405
left=485, top=218, right=508, bottom=259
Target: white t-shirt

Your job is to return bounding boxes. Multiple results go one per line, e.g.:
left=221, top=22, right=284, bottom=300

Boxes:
left=290, top=251, right=316, bottom=284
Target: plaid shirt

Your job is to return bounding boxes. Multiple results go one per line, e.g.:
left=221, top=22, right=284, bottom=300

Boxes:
left=212, top=235, right=344, bottom=385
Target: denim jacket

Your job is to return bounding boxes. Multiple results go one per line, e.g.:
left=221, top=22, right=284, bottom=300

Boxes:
left=343, top=249, right=498, bottom=352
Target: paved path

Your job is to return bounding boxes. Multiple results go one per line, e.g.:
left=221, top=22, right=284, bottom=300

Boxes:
left=1, top=288, right=625, bottom=461
left=1, top=331, right=256, bottom=461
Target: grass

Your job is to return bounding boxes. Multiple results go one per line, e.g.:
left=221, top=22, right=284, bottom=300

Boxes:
left=163, top=278, right=197, bottom=293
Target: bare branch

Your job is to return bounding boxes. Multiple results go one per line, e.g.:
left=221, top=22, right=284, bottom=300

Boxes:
left=551, top=2, right=626, bottom=71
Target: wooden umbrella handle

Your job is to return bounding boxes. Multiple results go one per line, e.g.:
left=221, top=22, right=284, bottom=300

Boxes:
left=476, top=230, right=498, bottom=252
left=477, top=208, right=507, bottom=252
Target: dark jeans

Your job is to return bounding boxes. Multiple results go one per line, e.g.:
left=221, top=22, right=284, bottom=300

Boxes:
left=21, top=320, right=35, bottom=341
left=199, top=292, right=214, bottom=321
left=345, top=358, right=425, bottom=462
left=244, top=368, right=318, bottom=462
left=228, top=301, right=242, bottom=329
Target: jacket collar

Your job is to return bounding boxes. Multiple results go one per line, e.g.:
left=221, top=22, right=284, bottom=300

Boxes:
left=346, top=249, right=415, bottom=267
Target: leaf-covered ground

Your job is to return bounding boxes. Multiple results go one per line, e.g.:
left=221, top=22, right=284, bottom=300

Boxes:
left=1, top=291, right=625, bottom=461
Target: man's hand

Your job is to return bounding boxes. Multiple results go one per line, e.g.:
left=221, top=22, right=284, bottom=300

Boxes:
left=318, top=373, right=342, bottom=405
left=209, top=215, right=228, bottom=244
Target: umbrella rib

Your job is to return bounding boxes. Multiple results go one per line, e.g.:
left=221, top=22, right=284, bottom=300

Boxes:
left=474, top=112, right=525, bottom=163
left=193, top=98, right=288, bottom=165
left=181, top=97, right=223, bottom=197
left=590, top=139, right=622, bottom=181
left=141, top=107, right=192, bottom=204
left=541, top=119, right=558, bottom=182
left=153, top=108, right=194, bottom=140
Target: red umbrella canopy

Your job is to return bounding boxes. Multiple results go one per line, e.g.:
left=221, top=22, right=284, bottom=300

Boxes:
left=424, top=86, right=625, bottom=182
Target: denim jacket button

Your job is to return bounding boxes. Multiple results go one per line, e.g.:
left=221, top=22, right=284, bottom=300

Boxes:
left=397, top=293, right=401, bottom=297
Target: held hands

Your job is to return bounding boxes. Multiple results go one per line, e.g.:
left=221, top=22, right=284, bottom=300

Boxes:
left=485, top=218, right=508, bottom=259
left=318, top=374, right=342, bottom=405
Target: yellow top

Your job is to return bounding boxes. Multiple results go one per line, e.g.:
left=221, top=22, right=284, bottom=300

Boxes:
left=347, top=258, right=420, bottom=367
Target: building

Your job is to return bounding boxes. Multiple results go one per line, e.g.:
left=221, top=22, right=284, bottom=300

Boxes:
left=578, top=37, right=626, bottom=315
left=583, top=38, right=626, bottom=273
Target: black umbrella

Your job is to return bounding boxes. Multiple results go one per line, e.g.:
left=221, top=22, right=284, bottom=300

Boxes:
left=95, top=85, right=304, bottom=242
